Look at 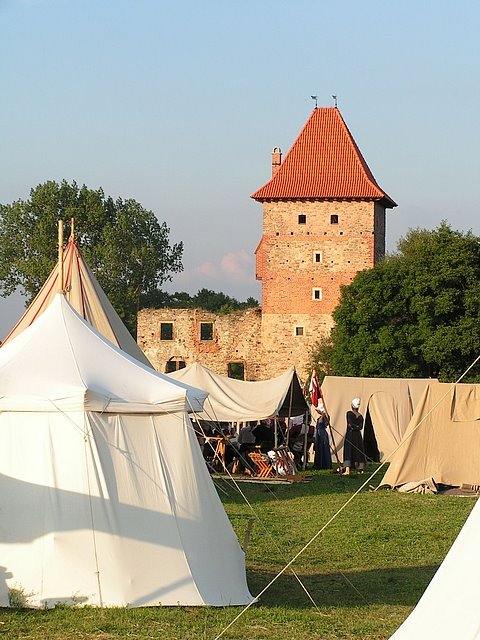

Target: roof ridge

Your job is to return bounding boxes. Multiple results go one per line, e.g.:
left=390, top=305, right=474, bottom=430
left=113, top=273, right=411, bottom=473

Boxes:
left=251, top=107, right=396, bottom=207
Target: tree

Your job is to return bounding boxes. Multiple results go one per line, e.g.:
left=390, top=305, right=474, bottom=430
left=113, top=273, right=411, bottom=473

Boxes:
left=312, top=223, right=480, bottom=382
left=146, top=288, right=259, bottom=312
left=0, top=180, right=183, bottom=334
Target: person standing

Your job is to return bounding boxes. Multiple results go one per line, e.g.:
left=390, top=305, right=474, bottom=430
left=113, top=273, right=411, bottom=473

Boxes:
left=313, top=402, right=332, bottom=470
left=342, top=397, right=366, bottom=475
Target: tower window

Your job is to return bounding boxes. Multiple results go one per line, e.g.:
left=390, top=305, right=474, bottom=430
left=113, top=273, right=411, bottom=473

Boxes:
left=298, top=214, right=306, bottom=224
left=295, top=326, right=304, bottom=336
left=200, top=322, right=214, bottom=341
left=312, top=288, right=323, bottom=301
left=313, top=251, right=323, bottom=263
left=160, top=322, right=173, bottom=340
left=330, top=214, right=339, bottom=224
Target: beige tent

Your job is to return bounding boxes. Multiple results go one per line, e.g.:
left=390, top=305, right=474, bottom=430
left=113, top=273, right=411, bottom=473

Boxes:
left=2, top=236, right=151, bottom=367
left=381, top=382, right=480, bottom=489
left=320, top=376, right=437, bottom=462
left=168, top=362, right=308, bottom=422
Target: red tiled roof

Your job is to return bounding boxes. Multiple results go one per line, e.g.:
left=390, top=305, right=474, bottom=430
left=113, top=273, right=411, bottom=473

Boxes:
left=251, top=107, right=397, bottom=207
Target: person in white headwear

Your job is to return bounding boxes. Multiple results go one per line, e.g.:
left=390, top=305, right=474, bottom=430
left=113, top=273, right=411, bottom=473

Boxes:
left=313, top=401, right=332, bottom=470
left=342, top=397, right=366, bottom=475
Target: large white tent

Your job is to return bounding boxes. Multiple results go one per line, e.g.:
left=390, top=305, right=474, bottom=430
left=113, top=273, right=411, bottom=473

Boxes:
left=168, top=362, right=308, bottom=422
left=0, top=294, right=252, bottom=608
left=389, top=496, right=479, bottom=639
left=320, top=376, right=436, bottom=461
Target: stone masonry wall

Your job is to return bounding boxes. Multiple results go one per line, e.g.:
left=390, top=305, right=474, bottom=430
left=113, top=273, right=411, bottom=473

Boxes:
left=137, top=307, right=264, bottom=380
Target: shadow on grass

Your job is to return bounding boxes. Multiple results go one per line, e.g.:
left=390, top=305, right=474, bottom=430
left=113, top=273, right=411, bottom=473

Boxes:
left=247, top=564, right=435, bottom=609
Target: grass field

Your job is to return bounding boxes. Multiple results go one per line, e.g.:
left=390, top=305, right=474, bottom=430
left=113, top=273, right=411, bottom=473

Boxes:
left=0, top=464, right=475, bottom=639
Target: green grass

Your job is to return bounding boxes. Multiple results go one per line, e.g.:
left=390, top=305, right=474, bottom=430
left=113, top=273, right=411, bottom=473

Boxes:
left=0, top=465, right=475, bottom=639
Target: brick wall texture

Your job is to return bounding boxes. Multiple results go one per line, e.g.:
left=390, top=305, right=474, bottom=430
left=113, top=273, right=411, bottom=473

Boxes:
left=137, top=198, right=386, bottom=385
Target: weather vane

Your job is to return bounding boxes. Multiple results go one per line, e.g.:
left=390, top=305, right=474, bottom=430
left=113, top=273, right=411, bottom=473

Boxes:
left=311, top=95, right=318, bottom=108
left=332, top=95, right=338, bottom=107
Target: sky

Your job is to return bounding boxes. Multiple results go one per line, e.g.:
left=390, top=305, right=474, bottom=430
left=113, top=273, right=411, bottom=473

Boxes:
left=1, top=0, right=479, bottom=339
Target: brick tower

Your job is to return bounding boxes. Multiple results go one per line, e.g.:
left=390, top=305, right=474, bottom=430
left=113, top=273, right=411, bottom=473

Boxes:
left=251, top=107, right=396, bottom=379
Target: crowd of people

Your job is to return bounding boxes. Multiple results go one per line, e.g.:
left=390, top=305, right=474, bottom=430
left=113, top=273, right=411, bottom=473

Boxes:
left=192, top=396, right=367, bottom=478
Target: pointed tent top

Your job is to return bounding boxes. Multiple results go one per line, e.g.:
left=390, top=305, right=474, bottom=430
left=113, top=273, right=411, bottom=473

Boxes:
left=251, top=107, right=397, bottom=207
left=0, top=293, right=207, bottom=413
left=2, top=238, right=152, bottom=367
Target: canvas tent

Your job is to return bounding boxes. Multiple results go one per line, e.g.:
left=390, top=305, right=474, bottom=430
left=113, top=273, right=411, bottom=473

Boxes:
left=320, top=376, right=436, bottom=462
left=1, top=235, right=152, bottom=367
left=381, top=382, right=480, bottom=490
left=0, top=293, right=252, bottom=608
left=389, top=496, right=480, bottom=639
left=168, top=362, right=308, bottom=422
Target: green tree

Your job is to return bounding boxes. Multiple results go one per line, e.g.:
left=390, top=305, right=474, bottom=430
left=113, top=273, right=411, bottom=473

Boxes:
left=148, top=288, right=259, bottom=312
left=0, top=180, right=183, bottom=334
left=312, top=223, right=480, bottom=382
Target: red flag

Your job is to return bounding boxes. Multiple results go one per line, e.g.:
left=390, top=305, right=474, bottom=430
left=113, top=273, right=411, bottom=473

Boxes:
left=308, top=369, right=321, bottom=408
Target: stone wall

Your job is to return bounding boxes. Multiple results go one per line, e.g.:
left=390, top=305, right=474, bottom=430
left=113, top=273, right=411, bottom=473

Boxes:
left=137, top=307, right=264, bottom=380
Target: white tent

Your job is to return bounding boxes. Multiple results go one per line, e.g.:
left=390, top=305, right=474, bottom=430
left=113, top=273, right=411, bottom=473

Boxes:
left=0, top=294, right=252, bottom=608
left=168, top=362, right=308, bottom=422
left=320, top=376, right=436, bottom=461
left=389, top=496, right=480, bottom=639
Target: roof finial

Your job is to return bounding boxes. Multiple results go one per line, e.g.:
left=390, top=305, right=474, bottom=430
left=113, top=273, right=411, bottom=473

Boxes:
left=332, top=95, right=338, bottom=107
left=311, top=95, right=318, bottom=108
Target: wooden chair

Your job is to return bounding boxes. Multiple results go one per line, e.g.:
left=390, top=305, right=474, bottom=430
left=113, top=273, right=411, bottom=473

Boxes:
left=249, top=451, right=275, bottom=478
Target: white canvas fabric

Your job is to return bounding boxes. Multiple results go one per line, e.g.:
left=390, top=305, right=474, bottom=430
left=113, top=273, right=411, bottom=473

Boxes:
left=168, top=362, right=305, bottom=422
left=389, top=497, right=480, bottom=639
left=319, top=376, right=437, bottom=461
left=0, top=294, right=206, bottom=413
left=2, top=238, right=151, bottom=367
left=0, top=295, right=252, bottom=607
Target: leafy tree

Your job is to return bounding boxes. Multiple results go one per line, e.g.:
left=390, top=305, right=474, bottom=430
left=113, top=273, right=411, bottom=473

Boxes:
left=312, top=223, right=480, bottom=382
left=0, top=180, right=183, bottom=334
left=150, top=288, right=259, bottom=312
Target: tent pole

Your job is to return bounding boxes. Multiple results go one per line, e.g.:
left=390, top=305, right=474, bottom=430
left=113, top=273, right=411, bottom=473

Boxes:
left=58, top=220, right=64, bottom=293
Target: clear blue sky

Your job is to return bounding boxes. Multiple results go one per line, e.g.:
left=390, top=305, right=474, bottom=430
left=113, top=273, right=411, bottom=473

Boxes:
left=1, top=0, right=479, bottom=339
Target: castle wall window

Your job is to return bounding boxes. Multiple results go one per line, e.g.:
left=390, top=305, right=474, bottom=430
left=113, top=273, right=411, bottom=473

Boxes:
left=312, top=288, right=323, bottom=301
left=295, top=326, right=304, bottom=336
left=228, top=362, right=245, bottom=380
left=313, top=251, right=323, bottom=263
left=298, top=214, right=306, bottom=224
left=160, top=322, right=173, bottom=340
left=200, top=322, right=214, bottom=341
left=330, top=214, right=339, bottom=224
left=165, top=358, right=186, bottom=373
